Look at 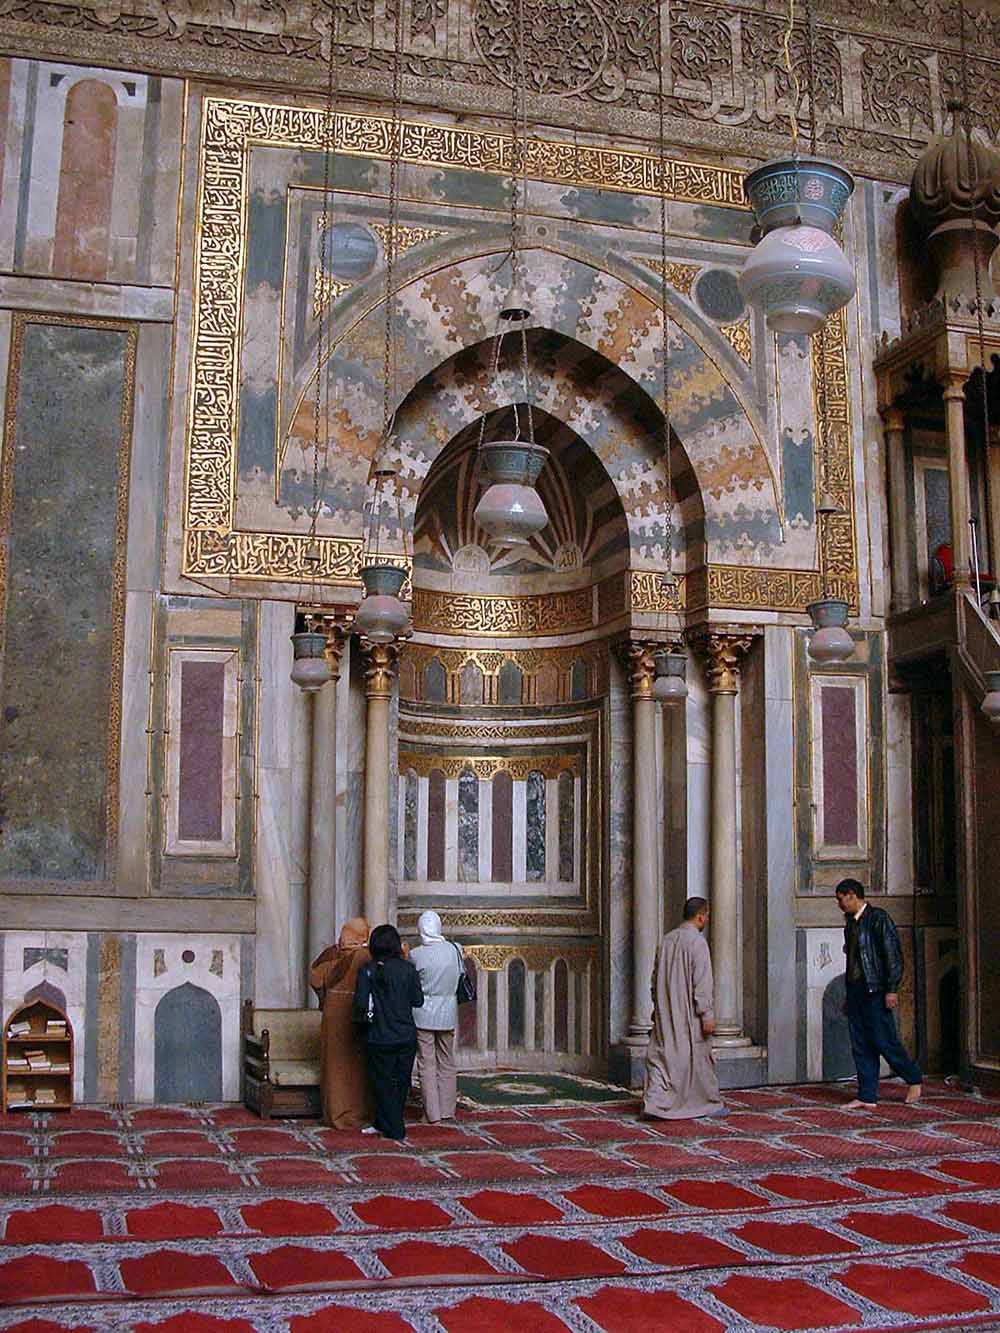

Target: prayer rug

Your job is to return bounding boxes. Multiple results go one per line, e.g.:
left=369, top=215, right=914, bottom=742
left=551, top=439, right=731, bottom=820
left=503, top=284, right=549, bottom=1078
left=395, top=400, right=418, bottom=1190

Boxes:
left=455, top=1071, right=633, bottom=1108
left=1, top=1081, right=1000, bottom=1331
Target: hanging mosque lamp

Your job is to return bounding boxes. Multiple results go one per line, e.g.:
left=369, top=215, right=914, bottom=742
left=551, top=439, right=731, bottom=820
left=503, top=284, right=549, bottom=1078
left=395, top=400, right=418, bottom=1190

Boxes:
left=652, top=650, right=689, bottom=702
left=739, top=0, right=856, bottom=334
left=472, top=294, right=550, bottom=546
left=740, top=158, right=856, bottom=334
left=471, top=0, right=549, bottom=548
left=354, top=448, right=411, bottom=644
left=354, top=0, right=411, bottom=648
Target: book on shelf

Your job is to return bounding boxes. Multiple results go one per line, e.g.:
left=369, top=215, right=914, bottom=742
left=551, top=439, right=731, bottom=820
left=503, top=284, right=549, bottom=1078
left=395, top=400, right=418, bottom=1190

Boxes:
left=49, top=1062, right=70, bottom=1074
left=26, top=1055, right=50, bottom=1071
left=34, top=1089, right=57, bottom=1104
left=7, top=1021, right=30, bottom=1037
left=6, top=1056, right=29, bottom=1069
left=45, top=1020, right=67, bottom=1034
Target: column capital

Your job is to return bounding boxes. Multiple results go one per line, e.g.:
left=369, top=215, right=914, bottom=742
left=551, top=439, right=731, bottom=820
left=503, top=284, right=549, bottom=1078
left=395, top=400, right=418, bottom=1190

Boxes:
left=362, top=638, right=398, bottom=699
left=620, top=639, right=659, bottom=700
left=692, top=630, right=756, bottom=695
left=318, top=618, right=350, bottom=680
left=942, top=371, right=970, bottom=401
left=881, top=403, right=907, bottom=433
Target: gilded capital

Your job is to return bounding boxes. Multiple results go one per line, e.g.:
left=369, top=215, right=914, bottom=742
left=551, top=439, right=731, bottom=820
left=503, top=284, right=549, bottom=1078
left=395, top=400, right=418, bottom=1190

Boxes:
left=882, top=404, right=906, bottom=435
left=623, top=640, right=659, bottom=700
left=695, top=632, right=755, bottom=695
left=362, top=639, right=398, bottom=699
left=942, top=371, right=969, bottom=402
left=317, top=618, right=350, bottom=680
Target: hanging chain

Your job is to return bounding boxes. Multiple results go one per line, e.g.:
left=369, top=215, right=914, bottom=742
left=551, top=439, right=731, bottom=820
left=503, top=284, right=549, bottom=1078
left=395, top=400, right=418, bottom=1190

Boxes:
left=306, top=2, right=341, bottom=594
left=782, top=0, right=801, bottom=153
left=367, top=0, right=407, bottom=564
left=803, top=0, right=835, bottom=596
left=656, top=1, right=674, bottom=585
left=382, top=0, right=404, bottom=445
left=958, top=0, right=993, bottom=495
left=516, top=0, right=535, bottom=446
left=508, top=2, right=520, bottom=282
left=805, top=0, right=818, bottom=157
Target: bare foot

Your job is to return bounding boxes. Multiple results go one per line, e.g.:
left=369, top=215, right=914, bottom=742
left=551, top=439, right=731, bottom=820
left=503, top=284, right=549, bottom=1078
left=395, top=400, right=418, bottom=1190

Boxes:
left=905, top=1083, right=923, bottom=1104
left=844, top=1099, right=877, bottom=1110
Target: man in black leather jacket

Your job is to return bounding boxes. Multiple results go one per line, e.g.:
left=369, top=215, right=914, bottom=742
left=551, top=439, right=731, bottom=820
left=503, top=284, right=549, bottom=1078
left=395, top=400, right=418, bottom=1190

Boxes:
left=835, top=878, right=922, bottom=1109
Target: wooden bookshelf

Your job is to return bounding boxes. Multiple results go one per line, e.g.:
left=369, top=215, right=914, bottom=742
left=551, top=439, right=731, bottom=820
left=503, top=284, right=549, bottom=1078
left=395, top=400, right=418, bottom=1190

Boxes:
left=2, top=999, right=73, bottom=1112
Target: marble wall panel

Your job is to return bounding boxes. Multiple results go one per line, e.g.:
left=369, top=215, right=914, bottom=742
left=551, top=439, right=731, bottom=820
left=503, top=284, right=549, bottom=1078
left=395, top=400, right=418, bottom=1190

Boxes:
left=0, top=59, right=181, bottom=285
left=0, top=317, right=131, bottom=883
left=607, top=656, right=632, bottom=1044
left=802, top=926, right=851, bottom=1083
left=254, top=600, right=310, bottom=1006
left=133, top=933, right=242, bottom=1102
left=165, top=649, right=239, bottom=856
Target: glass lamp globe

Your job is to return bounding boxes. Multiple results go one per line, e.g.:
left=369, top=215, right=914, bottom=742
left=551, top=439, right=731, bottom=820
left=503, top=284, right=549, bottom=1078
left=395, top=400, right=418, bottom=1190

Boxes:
left=652, top=650, right=688, bottom=702
left=290, top=630, right=332, bottom=692
left=740, top=224, right=856, bottom=334
left=474, top=441, right=550, bottom=545
left=354, top=563, right=410, bottom=644
left=982, top=671, right=1000, bottom=724
left=806, top=597, right=855, bottom=666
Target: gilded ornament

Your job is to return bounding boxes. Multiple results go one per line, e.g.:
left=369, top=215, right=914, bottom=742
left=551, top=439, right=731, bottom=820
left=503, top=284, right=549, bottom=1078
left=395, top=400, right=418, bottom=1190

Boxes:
left=362, top=639, right=399, bottom=697
left=398, top=751, right=583, bottom=780
left=460, top=942, right=598, bottom=972
left=692, top=630, right=757, bottom=694
left=623, top=640, right=659, bottom=700
left=645, top=260, right=702, bottom=297
left=181, top=95, right=857, bottom=614
left=312, top=273, right=352, bottom=318
left=719, top=316, right=752, bottom=366
left=370, top=221, right=446, bottom=256
left=412, top=586, right=594, bottom=636
left=399, top=718, right=598, bottom=740
left=629, top=570, right=686, bottom=614
left=398, top=910, right=596, bottom=929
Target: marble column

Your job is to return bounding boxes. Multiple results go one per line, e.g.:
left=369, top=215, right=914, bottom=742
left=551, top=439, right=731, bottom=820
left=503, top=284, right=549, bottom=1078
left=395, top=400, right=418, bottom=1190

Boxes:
left=626, top=642, right=659, bottom=1043
left=883, top=405, right=914, bottom=611
left=943, top=374, right=973, bottom=590
left=307, top=623, right=347, bottom=988
left=703, top=632, right=754, bottom=1047
left=362, top=638, right=398, bottom=926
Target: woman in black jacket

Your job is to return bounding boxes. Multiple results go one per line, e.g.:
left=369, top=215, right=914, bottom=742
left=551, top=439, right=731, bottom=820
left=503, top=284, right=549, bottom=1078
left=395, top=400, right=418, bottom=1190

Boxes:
left=352, top=924, right=424, bottom=1141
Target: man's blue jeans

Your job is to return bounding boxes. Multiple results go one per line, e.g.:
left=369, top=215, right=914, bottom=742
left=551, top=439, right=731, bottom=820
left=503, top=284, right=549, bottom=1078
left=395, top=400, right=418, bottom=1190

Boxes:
left=846, top=981, right=922, bottom=1103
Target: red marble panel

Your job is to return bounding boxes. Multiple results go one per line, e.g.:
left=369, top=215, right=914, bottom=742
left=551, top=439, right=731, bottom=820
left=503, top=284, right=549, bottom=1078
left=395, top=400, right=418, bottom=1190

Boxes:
left=54, top=81, right=117, bottom=281
left=821, top=685, right=858, bottom=846
left=491, top=770, right=513, bottom=881
left=178, top=660, right=226, bottom=843
left=427, top=769, right=446, bottom=882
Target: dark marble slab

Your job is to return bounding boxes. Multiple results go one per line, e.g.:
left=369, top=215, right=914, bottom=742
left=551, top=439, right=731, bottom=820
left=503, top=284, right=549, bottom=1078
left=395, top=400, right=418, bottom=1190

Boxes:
left=0, top=321, right=128, bottom=879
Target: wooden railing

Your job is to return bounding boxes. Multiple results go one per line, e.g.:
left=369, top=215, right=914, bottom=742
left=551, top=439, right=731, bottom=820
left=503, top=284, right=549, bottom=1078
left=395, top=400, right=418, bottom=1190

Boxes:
left=956, top=592, right=1000, bottom=697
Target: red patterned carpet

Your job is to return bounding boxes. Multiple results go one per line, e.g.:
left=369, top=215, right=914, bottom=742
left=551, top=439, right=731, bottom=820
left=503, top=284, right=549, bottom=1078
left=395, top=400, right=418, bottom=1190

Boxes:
left=2, top=1081, right=1000, bottom=1331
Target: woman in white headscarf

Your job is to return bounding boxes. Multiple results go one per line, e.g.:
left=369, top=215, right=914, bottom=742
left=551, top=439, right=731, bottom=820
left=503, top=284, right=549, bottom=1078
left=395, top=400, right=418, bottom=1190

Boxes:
left=410, top=910, right=463, bottom=1123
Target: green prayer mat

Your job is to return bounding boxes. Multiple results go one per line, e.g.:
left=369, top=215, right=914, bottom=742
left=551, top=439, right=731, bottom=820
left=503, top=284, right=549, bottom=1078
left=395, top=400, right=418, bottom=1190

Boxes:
left=456, top=1071, right=634, bottom=1108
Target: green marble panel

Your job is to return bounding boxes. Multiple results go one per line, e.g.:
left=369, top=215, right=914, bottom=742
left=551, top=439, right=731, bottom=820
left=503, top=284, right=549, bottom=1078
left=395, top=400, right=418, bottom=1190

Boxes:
left=0, top=321, right=128, bottom=880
